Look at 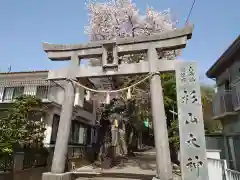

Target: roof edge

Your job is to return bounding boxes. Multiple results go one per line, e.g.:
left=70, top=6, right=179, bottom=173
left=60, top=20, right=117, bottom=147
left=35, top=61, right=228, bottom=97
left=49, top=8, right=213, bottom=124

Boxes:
left=0, top=70, right=49, bottom=75
left=206, top=35, right=240, bottom=78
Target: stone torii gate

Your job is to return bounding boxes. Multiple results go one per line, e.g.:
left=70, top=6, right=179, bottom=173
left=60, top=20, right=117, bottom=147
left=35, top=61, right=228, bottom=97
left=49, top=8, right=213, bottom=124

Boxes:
left=42, top=26, right=209, bottom=180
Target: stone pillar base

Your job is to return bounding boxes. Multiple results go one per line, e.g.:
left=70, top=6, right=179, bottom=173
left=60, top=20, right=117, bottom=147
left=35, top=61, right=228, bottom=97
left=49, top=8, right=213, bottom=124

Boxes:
left=42, top=172, right=71, bottom=180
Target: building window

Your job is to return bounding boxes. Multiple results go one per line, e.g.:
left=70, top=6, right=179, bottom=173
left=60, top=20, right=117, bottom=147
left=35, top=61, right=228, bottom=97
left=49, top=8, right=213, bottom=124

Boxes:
left=225, top=80, right=231, bottom=91
left=13, top=86, right=24, bottom=99
left=36, top=86, right=48, bottom=99
left=71, top=121, right=87, bottom=145
left=86, top=127, right=92, bottom=145
left=72, top=121, right=80, bottom=144
left=51, top=114, right=60, bottom=143
left=2, top=86, right=24, bottom=102
left=78, top=126, right=87, bottom=145
left=3, top=87, right=14, bottom=101
left=0, top=87, right=5, bottom=101
left=50, top=116, right=89, bottom=145
left=83, top=100, right=94, bottom=113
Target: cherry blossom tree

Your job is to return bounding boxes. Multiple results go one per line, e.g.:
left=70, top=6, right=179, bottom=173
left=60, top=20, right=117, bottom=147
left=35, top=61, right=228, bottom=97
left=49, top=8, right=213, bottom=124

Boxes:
left=85, top=0, right=176, bottom=41
left=85, top=0, right=178, bottom=113
left=85, top=0, right=178, bottom=64
left=85, top=0, right=179, bottom=157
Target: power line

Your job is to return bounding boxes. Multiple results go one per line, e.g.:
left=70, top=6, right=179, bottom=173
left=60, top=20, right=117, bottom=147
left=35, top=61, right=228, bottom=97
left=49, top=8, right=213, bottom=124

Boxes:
left=185, top=0, right=196, bottom=25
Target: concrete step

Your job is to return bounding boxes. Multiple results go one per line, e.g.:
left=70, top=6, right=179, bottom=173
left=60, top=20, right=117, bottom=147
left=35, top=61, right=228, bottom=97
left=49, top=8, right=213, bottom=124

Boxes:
left=75, top=175, right=180, bottom=180
left=76, top=178, right=140, bottom=180
left=73, top=171, right=181, bottom=180
left=74, top=151, right=181, bottom=180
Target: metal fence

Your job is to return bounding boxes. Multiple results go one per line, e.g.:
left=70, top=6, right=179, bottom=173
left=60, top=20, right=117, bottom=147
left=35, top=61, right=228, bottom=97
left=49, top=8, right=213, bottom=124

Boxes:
left=0, top=150, right=48, bottom=172
left=212, top=91, right=235, bottom=118
left=232, top=82, right=240, bottom=111
left=23, top=152, right=48, bottom=169
left=0, top=155, right=13, bottom=172
left=226, top=169, right=240, bottom=180
left=208, top=158, right=226, bottom=180
left=208, top=158, right=240, bottom=180
left=67, top=146, right=87, bottom=159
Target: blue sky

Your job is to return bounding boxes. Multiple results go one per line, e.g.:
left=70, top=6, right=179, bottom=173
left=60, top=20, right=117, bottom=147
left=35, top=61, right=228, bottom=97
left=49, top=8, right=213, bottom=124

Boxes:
left=0, top=0, right=239, bottom=84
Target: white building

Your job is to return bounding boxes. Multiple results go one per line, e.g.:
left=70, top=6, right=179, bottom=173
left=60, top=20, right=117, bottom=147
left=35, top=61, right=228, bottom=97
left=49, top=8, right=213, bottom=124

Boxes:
left=206, top=35, right=240, bottom=171
left=0, top=70, right=97, bottom=158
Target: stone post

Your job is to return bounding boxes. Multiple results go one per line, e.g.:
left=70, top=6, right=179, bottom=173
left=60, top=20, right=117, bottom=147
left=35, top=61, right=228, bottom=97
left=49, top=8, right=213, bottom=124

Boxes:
left=13, top=152, right=24, bottom=171
left=148, top=47, right=173, bottom=180
left=50, top=81, right=75, bottom=173
left=175, top=62, right=209, bottom=180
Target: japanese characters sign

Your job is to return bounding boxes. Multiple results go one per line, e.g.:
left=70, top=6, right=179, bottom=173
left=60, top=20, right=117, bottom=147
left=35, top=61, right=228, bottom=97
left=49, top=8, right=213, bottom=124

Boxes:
left=176, top=62, right=209, bottom=180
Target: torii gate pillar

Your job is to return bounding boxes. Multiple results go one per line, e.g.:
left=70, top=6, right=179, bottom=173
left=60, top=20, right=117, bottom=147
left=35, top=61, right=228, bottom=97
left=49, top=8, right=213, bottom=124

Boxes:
left=42, top=26, right=195, bottom=180
left=148, top=46, right=172, bottom=178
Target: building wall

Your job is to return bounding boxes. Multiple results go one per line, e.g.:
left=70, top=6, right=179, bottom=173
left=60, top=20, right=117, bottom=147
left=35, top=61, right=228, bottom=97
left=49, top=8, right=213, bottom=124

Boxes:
left=211, top=53, right=240, bottom=170
left=205, top=135, right=226, bottom=159
left=42, top=104, right=96, bottom=147
left=48, top=83, right=65, bottom=105
left=0, top=72, right=95, bottom=116
left=229, top=60, right=240, bottom=83
left=216, top=69, right=230, bottom=87
left=222, top=114, right=240, bottom=134
left=48, top=113, right=91, bottom=146
left=0, top=72, right=91, bottom=109
left=216, top=52, right=240, bottom=90
left=213, top=54, right=240, bottom=124
left=0, top=71, right=97, bottom=149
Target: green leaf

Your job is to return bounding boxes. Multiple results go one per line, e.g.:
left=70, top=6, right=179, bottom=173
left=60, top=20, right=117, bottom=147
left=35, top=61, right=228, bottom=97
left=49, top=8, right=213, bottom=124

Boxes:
left=0, top=95, right=46, bottom=154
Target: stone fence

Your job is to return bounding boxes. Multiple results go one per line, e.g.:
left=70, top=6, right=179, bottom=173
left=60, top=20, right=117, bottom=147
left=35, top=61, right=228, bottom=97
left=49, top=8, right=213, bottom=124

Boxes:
left=0, top=152, right=48, bottom=180
left=0, top=167, right=47, bottom=180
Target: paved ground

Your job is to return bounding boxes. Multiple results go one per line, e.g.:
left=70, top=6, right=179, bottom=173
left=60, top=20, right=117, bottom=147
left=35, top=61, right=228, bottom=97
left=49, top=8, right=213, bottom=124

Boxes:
left=74, top=148, right=181, bottom=180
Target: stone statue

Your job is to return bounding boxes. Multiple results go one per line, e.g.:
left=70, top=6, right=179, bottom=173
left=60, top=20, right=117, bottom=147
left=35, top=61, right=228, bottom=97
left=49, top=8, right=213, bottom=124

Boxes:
left=109, top=98, right=128, bottom=156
